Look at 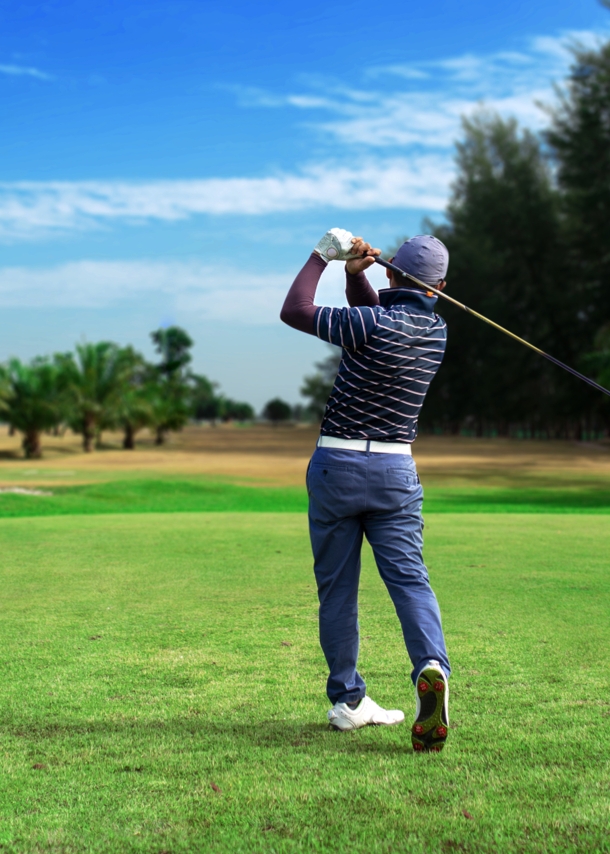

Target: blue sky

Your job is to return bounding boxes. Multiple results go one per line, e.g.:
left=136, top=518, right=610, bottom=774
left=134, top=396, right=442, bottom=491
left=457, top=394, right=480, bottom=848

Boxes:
left=0, top=0, right=609, bottom=409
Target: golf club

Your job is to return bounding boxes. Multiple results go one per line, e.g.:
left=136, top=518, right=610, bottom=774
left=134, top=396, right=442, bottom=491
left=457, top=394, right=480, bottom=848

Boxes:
left=372, top=255, right=610, bottom=399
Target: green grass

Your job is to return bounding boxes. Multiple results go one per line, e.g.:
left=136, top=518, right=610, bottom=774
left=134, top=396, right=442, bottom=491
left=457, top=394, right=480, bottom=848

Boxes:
left=0, top=478, right=307, bottom=517
left=1, top=511, right=610, bottom=853
left=1, top=476, right=610, bottom=518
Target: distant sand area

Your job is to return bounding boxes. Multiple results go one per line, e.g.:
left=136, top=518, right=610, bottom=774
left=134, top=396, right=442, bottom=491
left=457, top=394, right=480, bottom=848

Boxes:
left=0, top=424, right=609, bottom=488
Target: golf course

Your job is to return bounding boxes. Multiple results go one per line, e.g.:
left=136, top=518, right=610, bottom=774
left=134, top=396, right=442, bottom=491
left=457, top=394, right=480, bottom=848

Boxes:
left=1, top=425, right=609, bottom=853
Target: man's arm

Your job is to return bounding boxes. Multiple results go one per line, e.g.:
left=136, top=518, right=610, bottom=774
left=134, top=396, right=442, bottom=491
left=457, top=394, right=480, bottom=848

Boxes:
left=279, top=253, right=326, bottom=335
left=345, top=269, right=380, bottom=308
left=344, top=236, right=380, bottom=307
left=280, top=230, right=381, bottom=334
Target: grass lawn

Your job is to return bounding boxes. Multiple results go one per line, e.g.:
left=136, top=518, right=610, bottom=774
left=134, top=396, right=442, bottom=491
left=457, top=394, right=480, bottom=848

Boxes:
left=1, top=476, right=610, bottom=518
left=1, top=511, right=610, bottom=853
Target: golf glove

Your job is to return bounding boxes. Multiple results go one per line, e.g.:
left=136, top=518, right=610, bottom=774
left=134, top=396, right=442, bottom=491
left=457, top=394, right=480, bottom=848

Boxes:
left=314, top=228, right=359, bottom=263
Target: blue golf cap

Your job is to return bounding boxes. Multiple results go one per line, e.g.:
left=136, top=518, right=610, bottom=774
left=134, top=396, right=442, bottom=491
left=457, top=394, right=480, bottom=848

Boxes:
left=393, top=235, right=449, bottom=286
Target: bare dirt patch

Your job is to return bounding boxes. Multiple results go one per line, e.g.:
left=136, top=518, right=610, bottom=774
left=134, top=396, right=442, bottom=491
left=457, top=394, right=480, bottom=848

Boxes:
left=0, top=423, right=608, bottom=488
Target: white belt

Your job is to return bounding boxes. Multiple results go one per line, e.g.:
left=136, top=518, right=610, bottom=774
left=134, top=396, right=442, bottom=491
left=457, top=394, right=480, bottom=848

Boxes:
left=317, top=435, right=412, bottom=455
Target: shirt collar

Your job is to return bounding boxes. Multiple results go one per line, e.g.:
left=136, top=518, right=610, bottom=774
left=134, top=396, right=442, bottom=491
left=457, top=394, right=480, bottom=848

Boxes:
left=377, top=286, right=438, bottom=313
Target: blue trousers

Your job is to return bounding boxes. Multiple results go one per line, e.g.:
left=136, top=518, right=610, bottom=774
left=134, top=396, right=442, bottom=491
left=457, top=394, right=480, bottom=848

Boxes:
left=307, top=446, right=450, bottom=705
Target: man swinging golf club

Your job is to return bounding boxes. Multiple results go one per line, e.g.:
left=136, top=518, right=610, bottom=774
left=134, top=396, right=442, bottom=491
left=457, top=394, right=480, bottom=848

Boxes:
left=281, top=228, right=451, bottom=752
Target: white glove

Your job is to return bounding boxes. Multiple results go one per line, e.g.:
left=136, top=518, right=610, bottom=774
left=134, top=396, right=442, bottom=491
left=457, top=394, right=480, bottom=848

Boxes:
left=313, top=228, right=359, bottom=263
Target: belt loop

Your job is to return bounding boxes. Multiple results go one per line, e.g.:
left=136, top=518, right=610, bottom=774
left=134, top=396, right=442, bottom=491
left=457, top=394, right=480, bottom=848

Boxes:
left=366, top=439, right=371, bottom=454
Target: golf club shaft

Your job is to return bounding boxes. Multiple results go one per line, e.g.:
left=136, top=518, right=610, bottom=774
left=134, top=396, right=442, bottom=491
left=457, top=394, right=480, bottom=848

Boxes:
left=372, top=255, right=610, bottom=399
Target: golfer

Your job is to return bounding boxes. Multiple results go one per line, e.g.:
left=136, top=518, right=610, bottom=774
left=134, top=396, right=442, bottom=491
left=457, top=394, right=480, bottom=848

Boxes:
left=280, top=229, right=451, bottom=752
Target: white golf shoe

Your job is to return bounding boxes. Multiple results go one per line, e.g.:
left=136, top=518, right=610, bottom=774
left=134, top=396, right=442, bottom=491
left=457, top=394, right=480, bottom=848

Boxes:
left=327, top=695, right=405, bottom=731
left=411, top=660, right=449, bottom=752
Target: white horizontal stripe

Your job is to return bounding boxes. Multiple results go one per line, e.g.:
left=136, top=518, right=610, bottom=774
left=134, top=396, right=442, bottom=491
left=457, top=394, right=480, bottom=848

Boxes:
left=323, top=414, right=369, bottom=438
left=335, top=402, right=426, bottom=424
left=337, top=366, right=429, bottom=403
left=333, top=382, right=422, bottom=414
left=346, top=353, right=434, bottom=384
left=324, top=404, right=393, bottom=435
left=329, top=393, right=418, bottom=425
left=345, top=353, right=404, bottom=380
left=374, top=324, right=447, bottom=344
left=337, top=396, right=419, bottom=421
left=417, top=355, right=447, bottom=365
left=337, top=372, right=431, bottom=408
left=348, top=352, right=437, bottom=380
left=382, top=316, right=435, bottom=330
left=364, top=342, right=445, bottom=359
left=370, top=340, right=447, bottom=354
left=362, top=345, right=443, bottom=370
left=383, top=308, right=446, bottom=323
left=375, top=322, right=429, bottom=341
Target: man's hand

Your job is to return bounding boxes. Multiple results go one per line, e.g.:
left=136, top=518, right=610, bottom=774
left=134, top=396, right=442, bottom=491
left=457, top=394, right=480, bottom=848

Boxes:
left=314, top=229, right=381, bottom=271
left=314, top=228, right=358, bottom=262
left=345, top=237, right=381, bottom=274
left=313, top=228, right=364, bottom=263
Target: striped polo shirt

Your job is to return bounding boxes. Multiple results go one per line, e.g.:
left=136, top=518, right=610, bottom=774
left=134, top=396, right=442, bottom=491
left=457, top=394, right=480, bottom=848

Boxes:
left=314, top=287, right=447, bottom=444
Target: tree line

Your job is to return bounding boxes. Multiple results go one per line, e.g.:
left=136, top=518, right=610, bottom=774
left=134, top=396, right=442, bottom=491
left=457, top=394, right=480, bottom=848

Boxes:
left=0, top=327, right=254, bottom=458
left=300, top=30, right=610, bottom=439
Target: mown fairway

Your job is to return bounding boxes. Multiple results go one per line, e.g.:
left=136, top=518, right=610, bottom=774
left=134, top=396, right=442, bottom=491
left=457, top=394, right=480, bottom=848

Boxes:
left=1, top=508, right=610, bottom=853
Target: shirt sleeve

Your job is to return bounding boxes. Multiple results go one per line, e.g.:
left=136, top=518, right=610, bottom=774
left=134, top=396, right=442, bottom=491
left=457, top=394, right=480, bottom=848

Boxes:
left=314, top=305, right=377, bottom=351
left=345, top=270, right=380, bottom=308
left=279, top=252, right=327, bottom=335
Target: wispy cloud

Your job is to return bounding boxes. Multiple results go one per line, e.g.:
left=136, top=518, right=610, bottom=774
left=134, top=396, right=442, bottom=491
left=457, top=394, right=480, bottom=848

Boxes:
left=1, top=26, right=608, bottom=242
left=0, top=157, right=452, bottom=236
left=0, top=257, right=389, bottom=323
left=0, top=63, right=52, bottom=81
left=231, top=28, right=608, bottom=150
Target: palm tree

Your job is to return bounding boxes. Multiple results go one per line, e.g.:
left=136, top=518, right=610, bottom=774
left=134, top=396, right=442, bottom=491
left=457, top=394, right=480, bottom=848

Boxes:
left=3, top=358, right=63, bottom=458
left=59, top=342, right=131, bottom=452
left=112, top=348, right=154, bottom=449
left=118, top=386, right=154, bottom=449
left=149, top=326, right=194, bottom=444
left=147, top=377, right=192, bottom=445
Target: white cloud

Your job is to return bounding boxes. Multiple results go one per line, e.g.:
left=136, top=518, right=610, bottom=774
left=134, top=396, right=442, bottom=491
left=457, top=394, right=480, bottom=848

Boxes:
left=235, top=28, right=609, bottom=150
left=0, top=157, right=451, bottom=236
left=0, top=257, right=389, bottom=323
left=1, top=25, right=607, bottom=242
left=0, top=63, right=52, bottom=81
left=315, top=87, right=556, bottom=149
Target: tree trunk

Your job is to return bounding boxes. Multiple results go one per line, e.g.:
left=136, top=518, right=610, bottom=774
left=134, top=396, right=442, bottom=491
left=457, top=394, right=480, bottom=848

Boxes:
left=23, top=430, right=42, bottom=459
left=155, top=427, right=165, bottom=445
left=83, top=430, right=94, bottom=452
left=82, top=414, right=97, bottom=454
left=8, top=424, right=15, bottom=436
left=123, top=424, right=135, bottom=450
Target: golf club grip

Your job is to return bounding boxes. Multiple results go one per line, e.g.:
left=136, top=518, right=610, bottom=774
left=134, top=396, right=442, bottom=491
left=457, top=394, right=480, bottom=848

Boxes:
left=372, top=256, right=610, bottom=399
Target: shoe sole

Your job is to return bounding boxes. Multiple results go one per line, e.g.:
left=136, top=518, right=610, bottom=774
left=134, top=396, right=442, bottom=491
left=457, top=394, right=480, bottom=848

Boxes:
left=328, top=718, right=404, bottom=732
left=328, top=721, right=389, bottom=732
left=411, top=667, right=448, bottom=753
left=328, top=723, right=370, bottom=731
